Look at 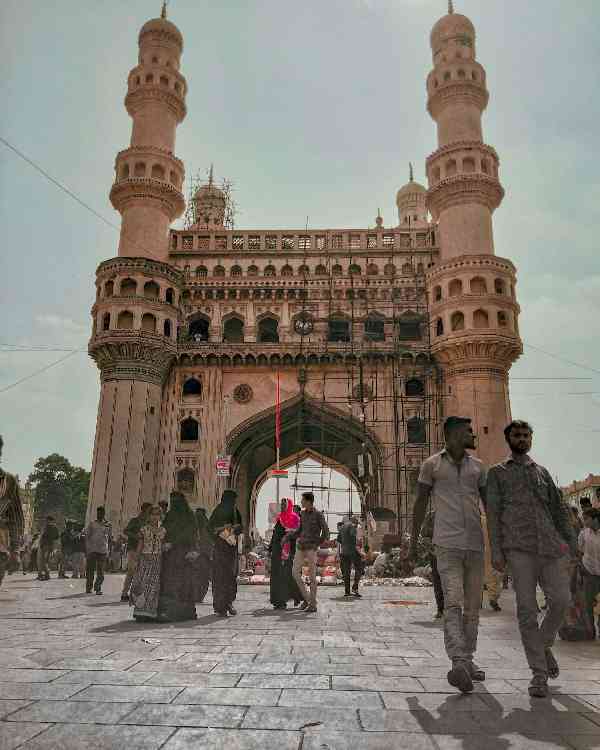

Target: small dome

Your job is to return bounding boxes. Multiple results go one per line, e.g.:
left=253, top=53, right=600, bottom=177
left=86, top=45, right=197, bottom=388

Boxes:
left=194, top=183, right=225, bottom=201
left=139, top=16, right=183, bottom=50
left=430, top=12, right=475, bottom=54
left=396, top=180, right=426, bottom=206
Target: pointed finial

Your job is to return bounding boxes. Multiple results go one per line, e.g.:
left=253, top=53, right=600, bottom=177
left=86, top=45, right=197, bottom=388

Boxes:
left=409, top=162, right=414, bottom=182
left=208, top=164, right=214, bottom=187
left=375, top=209, right=383, bottom=228
left=448, top=0, right=454, bottom=14
left=161, top=1, right=167, bottom=19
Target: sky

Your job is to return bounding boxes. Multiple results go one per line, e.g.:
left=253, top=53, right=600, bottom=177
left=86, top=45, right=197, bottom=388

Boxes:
left=1, top=0, right=599, bottom=490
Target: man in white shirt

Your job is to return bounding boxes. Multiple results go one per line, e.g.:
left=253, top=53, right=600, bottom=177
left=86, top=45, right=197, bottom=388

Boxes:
left=579, top=509, right=600, bottom=638
left=85, top=506, right=109, bottom=595
left=410, top=416, right=487, bottom=694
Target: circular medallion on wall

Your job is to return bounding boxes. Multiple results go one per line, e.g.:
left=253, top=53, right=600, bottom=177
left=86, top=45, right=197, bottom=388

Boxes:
left=293, top=314, right=314, bottom=336
left=233, top=384, right=253, bottom=404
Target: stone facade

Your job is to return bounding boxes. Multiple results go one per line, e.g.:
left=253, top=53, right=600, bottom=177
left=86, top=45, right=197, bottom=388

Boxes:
left=87, top=5, right=522, bottom=535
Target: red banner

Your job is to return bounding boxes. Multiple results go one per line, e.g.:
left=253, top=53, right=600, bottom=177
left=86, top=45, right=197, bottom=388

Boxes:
left=275, top=370, right=281, bottom=453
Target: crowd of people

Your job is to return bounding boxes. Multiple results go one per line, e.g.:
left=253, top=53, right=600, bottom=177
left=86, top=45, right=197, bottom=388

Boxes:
left=1, top=416, right=598, bottom=703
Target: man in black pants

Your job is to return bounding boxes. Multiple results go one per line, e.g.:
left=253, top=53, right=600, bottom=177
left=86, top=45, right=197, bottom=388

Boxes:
left=338, top=516, right=364, bottom=598
left=422, top=509, right=444, bottom=619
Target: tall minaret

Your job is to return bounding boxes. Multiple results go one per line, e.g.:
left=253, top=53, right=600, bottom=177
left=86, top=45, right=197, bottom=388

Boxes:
left=86, top=7, right=186, bottom=531
left=109, top=2, right=187, bottom=260
left=425, top=3, right=522, bottom=464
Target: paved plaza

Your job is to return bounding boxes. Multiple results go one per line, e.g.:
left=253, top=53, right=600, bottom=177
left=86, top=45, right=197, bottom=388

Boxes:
left=0, top=573, right=599, bottom=750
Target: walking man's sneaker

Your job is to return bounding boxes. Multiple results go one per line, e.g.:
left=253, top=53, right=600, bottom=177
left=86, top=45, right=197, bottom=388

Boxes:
left=447, top=663, right=474, bottom=694
left=306, top=604, right=317, bottom=613
left=352, top=589, right=362, bottom=598
left=528, top=675, right=549, bottom=698
left=299, top=601, right=309, bottom=610
left=120, top=594, right=129, bottom=602
left=434, top=610, right=443, bottom=620
left=545, top=648, right=560, bottom=679
left=489, top=599, right=502, bottom=612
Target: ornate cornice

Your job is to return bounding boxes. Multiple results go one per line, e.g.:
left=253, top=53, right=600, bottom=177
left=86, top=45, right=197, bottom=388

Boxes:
left=96, top=256, right=183, bottom=285
left=427, top=81, right=488, bottom=119
left=125, top=86, right=186, bottom=123
left=89, top=332, right=176, bottom=384
left=432, top=334, right=522, bottom=368
left=426, top=174, right=504, bottom=219
left=109, top=178, right=185, bottom=221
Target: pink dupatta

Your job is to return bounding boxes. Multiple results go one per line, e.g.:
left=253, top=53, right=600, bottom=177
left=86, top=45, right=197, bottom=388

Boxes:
left=276, top=499, right=300, bottom=561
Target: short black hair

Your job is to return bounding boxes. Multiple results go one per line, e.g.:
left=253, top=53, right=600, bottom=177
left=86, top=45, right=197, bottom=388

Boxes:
left=302, top=492, right=315, bottom=505
left=580, top=497, right=591, bottom=508
left=443, top=416, right=471, bottom=439
left=503, top=420, right=533, bottom=442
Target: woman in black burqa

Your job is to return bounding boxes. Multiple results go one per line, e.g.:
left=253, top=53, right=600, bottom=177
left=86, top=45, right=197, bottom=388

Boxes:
left=157, top=491, right=199, bottom=621
left=208, top=489, right=242, bottom=616
left=191, top=507, right=213, bottom=604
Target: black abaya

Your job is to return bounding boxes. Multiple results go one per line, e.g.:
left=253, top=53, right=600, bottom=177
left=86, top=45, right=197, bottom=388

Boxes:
left=269, top=521, right=302, bottom=608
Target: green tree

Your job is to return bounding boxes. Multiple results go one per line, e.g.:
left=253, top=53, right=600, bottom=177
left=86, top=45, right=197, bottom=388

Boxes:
left=27, top=454, right=90, bottom=521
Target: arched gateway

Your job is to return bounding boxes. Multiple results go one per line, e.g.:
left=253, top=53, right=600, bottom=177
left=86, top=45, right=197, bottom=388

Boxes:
left=85, top=7, right=523, bottom=543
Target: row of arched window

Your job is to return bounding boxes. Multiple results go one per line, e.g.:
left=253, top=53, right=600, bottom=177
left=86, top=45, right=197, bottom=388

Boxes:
left=430, top=154, right=496, bottom=184
left=429, top=65, right=483, bottom=91
left=99, top=310, right=173, bottom=338
left=130, top=70, right=184, bottom=95
left=187, top=261, right=424, bottom=279
left=100, top=278, right=177, bottom=304
left=117, top=161, right=182, bottom=188
left=433, top=276, right=512, bottom=301
left=434, top=308, right=512, bottom=336
left=185, top=312, right=422, bottom=344
left=178, top=414, right=426, bottom=444
left=139, top=53, right=180, bottom=71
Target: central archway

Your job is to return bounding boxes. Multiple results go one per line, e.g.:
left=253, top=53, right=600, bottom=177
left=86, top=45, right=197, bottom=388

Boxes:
left=226, top=395, right=383, bottom=534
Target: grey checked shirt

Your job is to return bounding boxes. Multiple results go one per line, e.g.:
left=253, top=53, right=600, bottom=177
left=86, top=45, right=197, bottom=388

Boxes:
left=418, top=449, right=486, bottom=552
left=486, top=455, right=576, bottom=560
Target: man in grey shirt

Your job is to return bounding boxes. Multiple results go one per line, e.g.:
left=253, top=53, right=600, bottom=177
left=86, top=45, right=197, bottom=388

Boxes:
left=486, top=420, right=576, bottom=698
left=409, top=416, right=487, bottom=694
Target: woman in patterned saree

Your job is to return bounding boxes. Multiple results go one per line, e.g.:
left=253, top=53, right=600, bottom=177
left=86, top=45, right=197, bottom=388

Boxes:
left=130, top=506, right=165, bottom=621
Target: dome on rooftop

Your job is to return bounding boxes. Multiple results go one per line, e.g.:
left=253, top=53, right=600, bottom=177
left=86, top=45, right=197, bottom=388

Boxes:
left=139, top=16, right=183, bottom=50
left=430, top=12, right=475, bottom=54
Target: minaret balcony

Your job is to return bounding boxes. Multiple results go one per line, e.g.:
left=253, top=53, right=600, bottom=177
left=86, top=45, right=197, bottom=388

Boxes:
left=427, top=78, right=488, bottom=120
left=125, top=83, right=186, bottom=123
left=430, top=330, right=523, bottom=372
left=110, top=177, right=185, bottom=221
left=114, top=147, right=185, bottom=193
left=426, top=173, right=504, bottom=220
left=88, top=330, right=177, bottom=384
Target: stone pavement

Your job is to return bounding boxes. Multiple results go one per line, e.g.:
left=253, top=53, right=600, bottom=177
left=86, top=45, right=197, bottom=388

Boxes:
left=0, top=573, right=599, bottom=750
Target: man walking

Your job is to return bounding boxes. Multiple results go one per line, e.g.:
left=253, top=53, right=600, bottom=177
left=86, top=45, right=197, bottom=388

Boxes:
left=286, top=492, right=329, bottom=613
left=578, top=508, right=600, bottom=639
left=338, top=515, right=364, bottom=598
left=120, top=503, right=151, bottom=602
left=85, top=506, right=109, bottom=595
left=37, top=516, right=59, bottom=581
left=409, top=416, right=487, bottom=694
left=486, top=420, right=576, bottom=698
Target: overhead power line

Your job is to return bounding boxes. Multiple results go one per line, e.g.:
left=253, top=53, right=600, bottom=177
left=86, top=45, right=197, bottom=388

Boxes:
left=0, top=351, right=79, bottom=395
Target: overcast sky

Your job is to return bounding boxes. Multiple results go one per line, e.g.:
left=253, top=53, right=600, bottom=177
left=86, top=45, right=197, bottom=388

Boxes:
left=1, top=0, right=598, bottom=490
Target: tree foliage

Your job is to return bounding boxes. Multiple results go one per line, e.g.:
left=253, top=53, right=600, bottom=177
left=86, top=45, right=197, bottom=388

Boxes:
left=27, top=454, right=90, bottom=521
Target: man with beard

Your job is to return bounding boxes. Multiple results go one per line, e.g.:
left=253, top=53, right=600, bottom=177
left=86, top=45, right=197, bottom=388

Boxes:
left=409, top=416, right=487, bottom=695
left=486, top=420, right=576, bottom=698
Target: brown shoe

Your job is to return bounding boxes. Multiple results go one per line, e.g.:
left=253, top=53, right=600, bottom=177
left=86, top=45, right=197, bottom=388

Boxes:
left=528, top=675, right=549, bottom=698
left=447, top=664, right=474, bottom=694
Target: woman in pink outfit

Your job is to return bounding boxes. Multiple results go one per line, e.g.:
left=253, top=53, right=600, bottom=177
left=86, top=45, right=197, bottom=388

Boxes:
left=268, top=499, right=302, bottom=609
